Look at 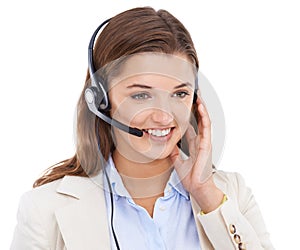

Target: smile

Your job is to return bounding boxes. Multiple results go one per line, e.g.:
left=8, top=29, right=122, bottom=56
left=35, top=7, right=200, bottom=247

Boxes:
left=144, top=128, right=172, bottom=137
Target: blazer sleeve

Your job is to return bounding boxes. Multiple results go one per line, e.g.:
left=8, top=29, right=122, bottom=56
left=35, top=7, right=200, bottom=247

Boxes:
left=10, top=191, right=50, bottom=250
left=196, top=172, right=275, bottom=250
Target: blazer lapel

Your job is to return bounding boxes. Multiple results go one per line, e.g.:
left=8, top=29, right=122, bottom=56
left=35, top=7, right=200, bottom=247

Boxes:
left=54, top=173, right=111, bottom=250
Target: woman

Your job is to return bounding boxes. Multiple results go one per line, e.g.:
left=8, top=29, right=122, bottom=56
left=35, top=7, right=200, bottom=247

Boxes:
left=11, top=7, right=274, bottom=250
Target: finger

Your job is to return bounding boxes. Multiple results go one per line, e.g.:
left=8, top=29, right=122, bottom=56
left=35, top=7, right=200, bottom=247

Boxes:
left=197, top=99, right=211, bottom=142
left=170, top=146, right=193, bottom=181
left=198, top=149, right=213, bottom=183
left=184, top=124, right=199, bottom=159
left=185, top=123, right=197, bottom=141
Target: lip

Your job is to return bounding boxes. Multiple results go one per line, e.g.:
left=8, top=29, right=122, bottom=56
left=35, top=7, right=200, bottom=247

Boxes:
left=142, top=127, right=175, bottom=142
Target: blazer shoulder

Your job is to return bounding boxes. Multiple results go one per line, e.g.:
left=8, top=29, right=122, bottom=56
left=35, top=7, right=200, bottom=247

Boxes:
left=17, top=178, right=66, bottom=219
left=19, top=174, right=104, bottom=214
left=22, top=178, right=63, bottom=202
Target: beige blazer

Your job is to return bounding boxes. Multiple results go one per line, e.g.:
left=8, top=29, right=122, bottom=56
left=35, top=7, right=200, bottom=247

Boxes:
left=10, top=170, right=274, bottom=250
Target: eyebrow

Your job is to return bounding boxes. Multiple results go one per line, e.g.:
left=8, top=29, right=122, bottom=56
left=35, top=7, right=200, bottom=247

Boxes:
left=126, top=84, right=152, bottom=89
left=173, top=82, right=193, bottom=89
left=126, top=82, right=193, bottom=89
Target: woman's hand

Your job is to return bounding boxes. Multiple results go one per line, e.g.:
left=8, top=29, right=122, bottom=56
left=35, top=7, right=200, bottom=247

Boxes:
left=170, top=97, right=224, bottom=213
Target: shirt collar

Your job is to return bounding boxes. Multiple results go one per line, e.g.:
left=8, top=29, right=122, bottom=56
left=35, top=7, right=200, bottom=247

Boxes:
left=167, top=169, right=190, bottom=200
left=105, top=156, right=131, bottom=200
left=105, top=155, right=189, bottom=201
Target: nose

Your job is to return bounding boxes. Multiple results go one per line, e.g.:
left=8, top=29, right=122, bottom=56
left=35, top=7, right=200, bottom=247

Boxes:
left=151, top=109, right=174, bottom=125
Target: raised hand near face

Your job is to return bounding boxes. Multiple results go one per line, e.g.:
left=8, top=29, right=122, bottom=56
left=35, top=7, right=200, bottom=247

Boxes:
left=170, top=96, right=225, bottom=213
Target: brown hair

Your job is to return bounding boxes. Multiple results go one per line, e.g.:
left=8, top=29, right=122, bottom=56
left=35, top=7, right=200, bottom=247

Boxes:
left=33, top=6, right=199, bottom=187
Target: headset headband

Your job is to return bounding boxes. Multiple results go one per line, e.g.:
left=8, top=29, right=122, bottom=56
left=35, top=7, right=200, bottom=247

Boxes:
left=88, top=18, right=111, bottom=76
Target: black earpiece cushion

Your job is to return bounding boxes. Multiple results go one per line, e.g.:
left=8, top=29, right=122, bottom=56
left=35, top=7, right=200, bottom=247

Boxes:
left=193, top=91, right=198, bottom=104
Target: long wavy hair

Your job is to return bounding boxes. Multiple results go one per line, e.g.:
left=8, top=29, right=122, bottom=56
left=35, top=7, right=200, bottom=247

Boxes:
left=33, top=7, right=199, bottom=187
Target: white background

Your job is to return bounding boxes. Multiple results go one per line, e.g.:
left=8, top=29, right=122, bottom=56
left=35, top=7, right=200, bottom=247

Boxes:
left=1, top=0, right=299, bottom=249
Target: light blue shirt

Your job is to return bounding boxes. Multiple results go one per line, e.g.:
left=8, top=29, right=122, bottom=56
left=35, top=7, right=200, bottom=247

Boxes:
left=103, top=156, right=201, bottom=250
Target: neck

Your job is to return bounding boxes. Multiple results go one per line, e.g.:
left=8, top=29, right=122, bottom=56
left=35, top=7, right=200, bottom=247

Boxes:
left=112, top=150, right=173, bottom=199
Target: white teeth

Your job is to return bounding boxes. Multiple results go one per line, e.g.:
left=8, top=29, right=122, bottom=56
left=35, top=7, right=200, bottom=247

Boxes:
left=146, top=128, right=171, bottom=137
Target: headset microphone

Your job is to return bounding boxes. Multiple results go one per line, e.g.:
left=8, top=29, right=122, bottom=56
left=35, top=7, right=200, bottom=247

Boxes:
left=85, top=88, right=144, bottom=137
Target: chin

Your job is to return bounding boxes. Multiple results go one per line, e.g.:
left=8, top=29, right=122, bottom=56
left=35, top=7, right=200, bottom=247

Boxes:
left=139, top=142, right=178, bottom=161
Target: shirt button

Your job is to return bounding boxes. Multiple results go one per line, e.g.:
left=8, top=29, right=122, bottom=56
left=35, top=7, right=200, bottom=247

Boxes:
left=159, top=205, right=166, bottom=211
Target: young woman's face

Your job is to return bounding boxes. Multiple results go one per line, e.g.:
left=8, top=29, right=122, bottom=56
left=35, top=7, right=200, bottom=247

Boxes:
left=108, top=53, right=197, bottom=163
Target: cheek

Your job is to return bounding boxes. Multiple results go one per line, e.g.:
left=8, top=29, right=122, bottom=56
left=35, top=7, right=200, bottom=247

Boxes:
left=173, top=102, right=193, bottom=131
left=111, top=106, right=152, bottom=128
left=109, top=93, right=150, bottom=126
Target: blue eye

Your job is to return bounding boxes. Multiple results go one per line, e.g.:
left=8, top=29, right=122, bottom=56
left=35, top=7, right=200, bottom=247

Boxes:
left=172, top=91, right=190, bottom=99
left=131, top=92, right=152, bottom=100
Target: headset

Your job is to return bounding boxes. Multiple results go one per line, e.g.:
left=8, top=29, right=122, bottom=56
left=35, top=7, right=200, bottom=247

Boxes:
left=84, top=18, right=144, bottom=137
left=84, top=18, right=199, bottom=250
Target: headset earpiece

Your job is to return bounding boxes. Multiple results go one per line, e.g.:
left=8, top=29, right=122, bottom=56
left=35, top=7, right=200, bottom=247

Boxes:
left=85, top=86, right=99, bottom=106
left=193, top=76, right=199, bottom=104
left=193, top=91, right=198, bottom=104
left=95, top=82, right=110, bottom=111
left=85, top=85, right=110, bottom=110
left=89, top=73, right=111, bottom=111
